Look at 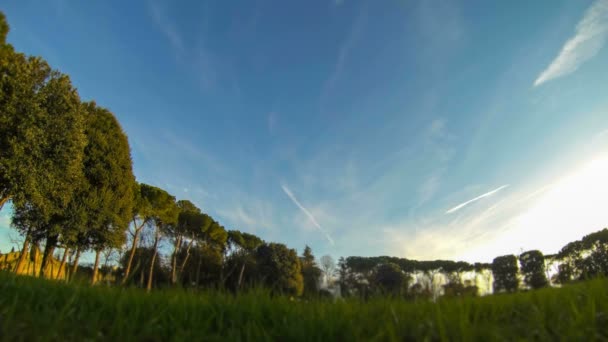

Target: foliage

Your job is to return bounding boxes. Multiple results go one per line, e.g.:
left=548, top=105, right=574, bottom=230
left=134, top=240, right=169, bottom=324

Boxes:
left=79, top=102, right=135, bottom=252
left=519, top=250, right=549, bottom=289
left=0, top=39, right=85, bottom=219
left=442, top=281, right=478, bottom=298
left=255, top=243, right=303, bottom=296
left=119, top=247, right=169, bottom=288
left=300, top=246, right=322, bottom=297
left=492, top=255, right=519, bottom=293
left=372, top=262, right=407, bottom=295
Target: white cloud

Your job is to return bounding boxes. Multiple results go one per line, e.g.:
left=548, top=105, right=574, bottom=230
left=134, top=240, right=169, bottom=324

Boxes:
left=215, top=199, right=277, bottom=235
left=445, top=185, right=509, bottom=214
left=534, top=0, right=608, bottom=86
left=281, top=184, right=335, bottom=245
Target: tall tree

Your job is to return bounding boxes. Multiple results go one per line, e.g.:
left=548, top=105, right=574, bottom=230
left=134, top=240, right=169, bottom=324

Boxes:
left=2, top=13, right=87, bottom=276
left=144, top=188, right=178, bottom=291
left=300, top=246, right=322, bottom=296
left=76, top=102, right=135, bottom=284
left=170, top=200, right=202, bottom=284
left=122, top=183, right=175, bottom=284
left=223, top=230, right=262, bottom=290
left=179, top=213, right=213, bottom=282
left=492, top=255, right=519, bottom=293
left=320, top=255, right=336, bottom=286
left=255, top=243, right=303, bottom=296
left=519, top=250, right=548, bottom=289
left=336, top=256, right=352, bottom=296
left=0, top=20, right=85, bottom=221
left=373, top=262, right=406, bottom=295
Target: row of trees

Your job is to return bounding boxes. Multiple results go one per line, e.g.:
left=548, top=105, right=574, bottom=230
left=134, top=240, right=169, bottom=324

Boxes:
left=0, top=11, right=334, bottom=297
left=1, top=11, right=607, bottom=299
left=332, top=228, right=608, bottom=299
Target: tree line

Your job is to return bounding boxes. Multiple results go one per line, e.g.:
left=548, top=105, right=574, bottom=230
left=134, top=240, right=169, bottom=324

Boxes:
left=1, top=12, right=607, bottom=299
left=334, top=227, right=608, bottom=299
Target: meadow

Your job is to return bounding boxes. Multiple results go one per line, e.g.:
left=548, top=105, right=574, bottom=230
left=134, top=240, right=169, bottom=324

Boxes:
left=0, top=272, right=606, bottom=341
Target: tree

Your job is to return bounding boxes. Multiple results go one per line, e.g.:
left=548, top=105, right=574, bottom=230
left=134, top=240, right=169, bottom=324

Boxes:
left=0, top=29, right=86, bottom=221
left=300, top=246, right=322, bottom=296
left=223, top=230, right=263, bottom=291
left=578, top=242, right=608, bottom=279
left=442, top=280, right=478, bottom=298
left=120, top=247, right=169, bottom=288
left=191, top=219, right=227, bottom=287
left=179, top=213, right=213, bottom=283
left=577, top=228, right=608, bottom=280
left=336, top=256, right=352, bottom=296
left=492, top=255, right=519, bottom=293
left=122, top=183, right=174, bottom=284
left=169, top=200, right=202, bottom=284
left=373, top=263, right=406, bottom=295
left=0, top=12, right=8, bottom=44
left=319, top=255, right=336, bottom=286
left=1, top=54, right=86, bottom=276
left=255, top=243, right=303, bottom=296
left=145, top=189, right=179, bottom=291
left=73, top=102, right=135, bottom=284
left=519, top=250, right=548, bottom=289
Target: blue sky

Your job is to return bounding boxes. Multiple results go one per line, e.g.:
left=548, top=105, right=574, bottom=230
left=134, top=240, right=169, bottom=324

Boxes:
left=1, top=0, right=608, bottom=263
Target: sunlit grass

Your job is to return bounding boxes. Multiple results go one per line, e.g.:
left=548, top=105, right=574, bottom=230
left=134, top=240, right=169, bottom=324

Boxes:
left=0, top=272, right=606, bottom=341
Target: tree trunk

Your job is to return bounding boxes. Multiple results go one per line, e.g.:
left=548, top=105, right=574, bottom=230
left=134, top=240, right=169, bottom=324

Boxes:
left=57, top=248, right=70, bottom=280
left=70, top=247, right=82, bottom=281
left=237, top=262, right=246, bottom=290
left=14, top=236, right=30, bottom=274
left=122, top=220, right=145, bottom=285
left=0, top=195, right=9, bottom=210
left=195, top=252, right=203, bottom=287
left=178, top=239, right=195, bottom=281
left=31, top=242, right=41, bottom=276
left=171, top=235, right=182, bottom=284
left=39, top=235, right=58, bottom=278
left=147, top=227, right=160, bottom=292
left=91, top=250, right=101, bottom=284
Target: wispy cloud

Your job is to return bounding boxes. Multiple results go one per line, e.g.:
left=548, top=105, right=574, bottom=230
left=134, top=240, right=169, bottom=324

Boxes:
left=446, top=185, right=509, bottom=214
left=147, top=1, right=231, bottom=92
left=320, top=5, right=367, bottom=112
left=281, top=184, right=335, bottom=245
left=417, top=174, right=441, bottom=205
left=148, top=1, right=184, bottom=54
left=534, top=0, right=608, bottom=86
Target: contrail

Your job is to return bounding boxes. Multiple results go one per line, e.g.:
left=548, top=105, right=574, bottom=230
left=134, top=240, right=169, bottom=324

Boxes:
left=446, top=185, right=509, bottom=214
left=281, top=184, right=335, bottom=245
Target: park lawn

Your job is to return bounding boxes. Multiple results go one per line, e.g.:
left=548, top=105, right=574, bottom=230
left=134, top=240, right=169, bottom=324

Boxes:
left=0, top=272, right=606, bottom=341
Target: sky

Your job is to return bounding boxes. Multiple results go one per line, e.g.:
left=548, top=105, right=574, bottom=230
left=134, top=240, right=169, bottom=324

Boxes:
left=1, top=0, right=608, bottom=263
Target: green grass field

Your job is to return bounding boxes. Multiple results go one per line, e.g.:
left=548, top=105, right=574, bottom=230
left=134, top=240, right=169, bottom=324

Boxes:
left=0, top=272, right=606, bottom=341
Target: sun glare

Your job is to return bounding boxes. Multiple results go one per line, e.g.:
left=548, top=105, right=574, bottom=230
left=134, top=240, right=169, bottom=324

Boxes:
left=507, top=154, right=608, bottom=255
left=459, top=153, right=608, bottom=262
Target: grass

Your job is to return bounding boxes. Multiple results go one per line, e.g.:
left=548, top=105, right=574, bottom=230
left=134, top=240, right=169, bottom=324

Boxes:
left=0, top=272, right=607, bottom=341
